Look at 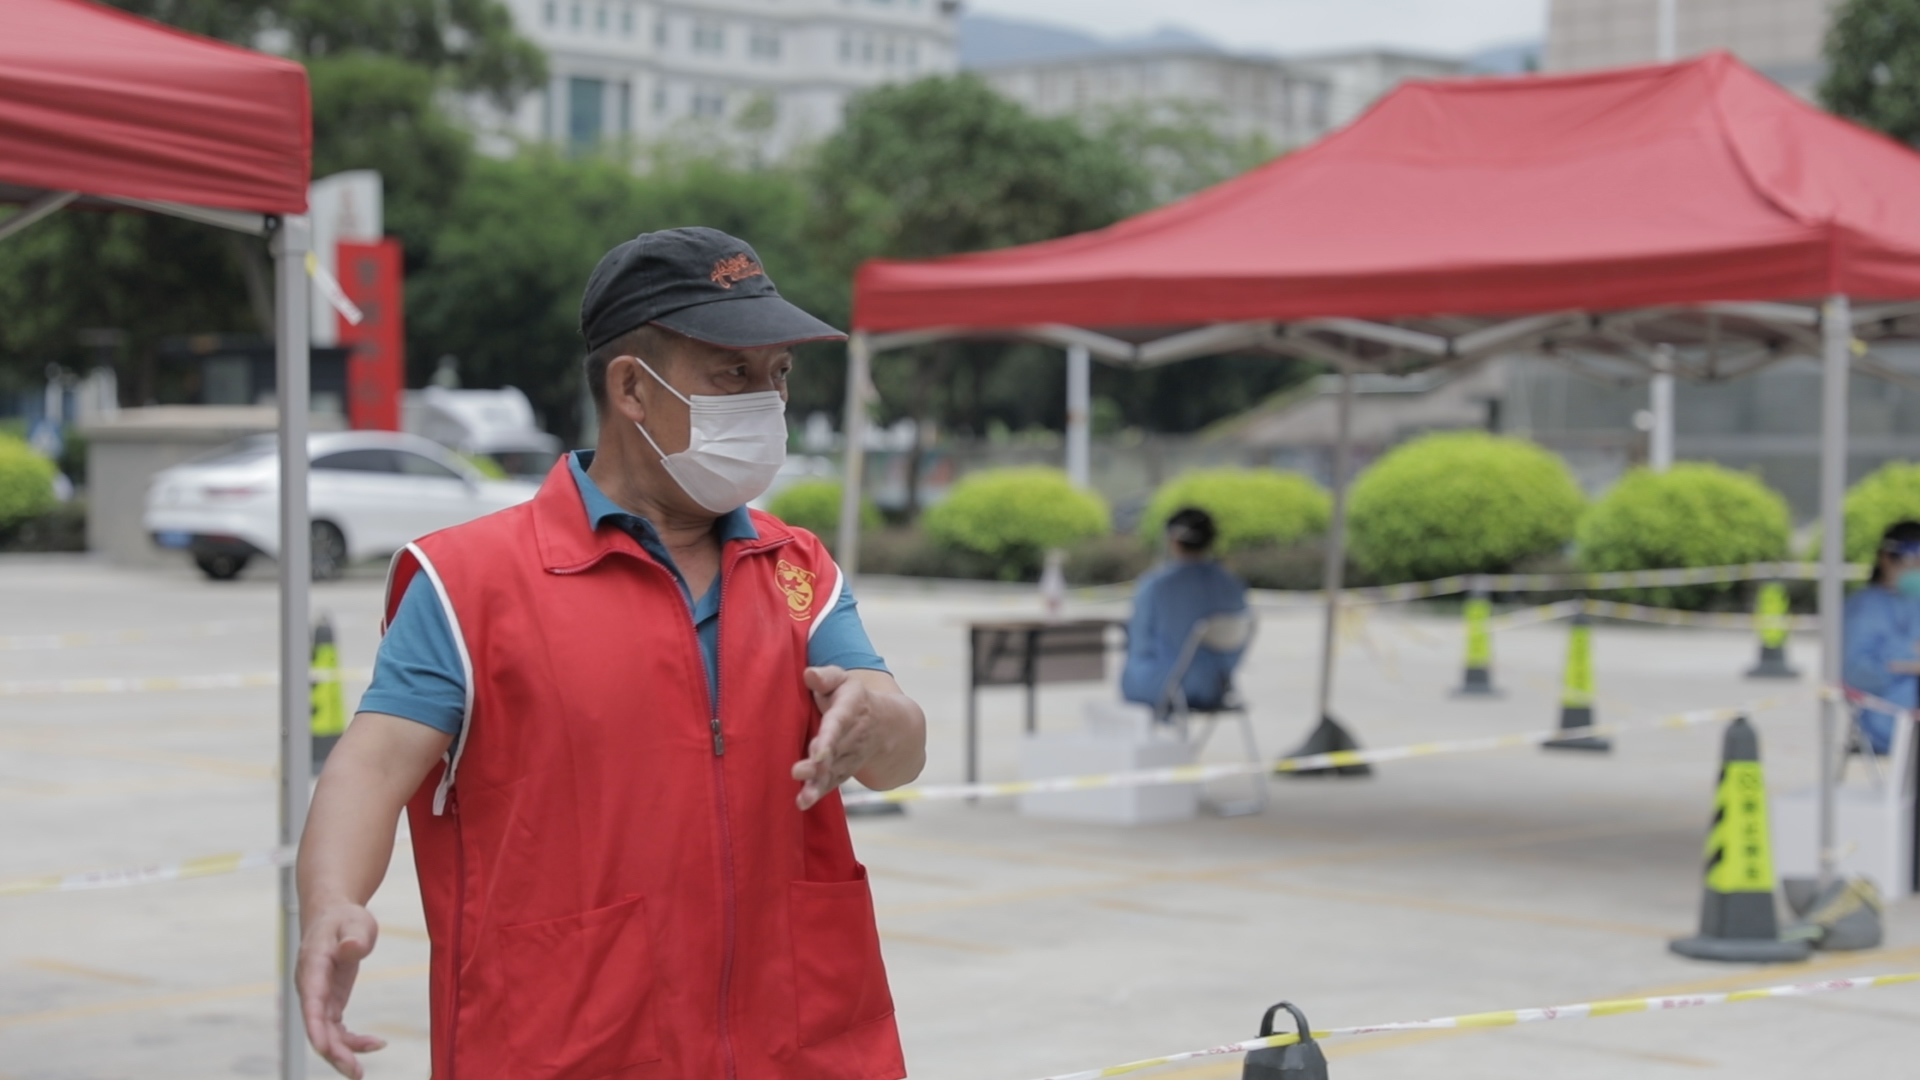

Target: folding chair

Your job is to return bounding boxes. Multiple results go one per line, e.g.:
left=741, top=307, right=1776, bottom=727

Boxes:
left=1158, top=609, right=1266, bottom=816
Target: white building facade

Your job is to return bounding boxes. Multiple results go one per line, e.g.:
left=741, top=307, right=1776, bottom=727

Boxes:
left=1545, top=0, right=1833, bottom=96
left=1290, top=50, right=1467, bottom=128
left=493, top=0, right=961, bottom=158
left=976, top=50, right=1337, bottom=148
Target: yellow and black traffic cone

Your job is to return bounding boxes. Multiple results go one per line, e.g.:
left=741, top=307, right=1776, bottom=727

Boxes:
left=1543, top=612, right=1609, bottom=752
left=310, top=616, right=345, bottom=773
left=1745, top=580, right=1800, bottom=680
left=1669, top=715, right=1811, bottom=962
left=1452, top=580, right=1499, bottom=697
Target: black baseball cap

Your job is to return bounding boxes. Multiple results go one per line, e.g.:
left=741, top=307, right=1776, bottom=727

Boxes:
left=580, top=227, right=845, bottom=352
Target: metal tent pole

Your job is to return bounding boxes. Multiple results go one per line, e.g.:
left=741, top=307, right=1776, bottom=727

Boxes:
left=835, top=331, right=873, bottom=574
left=1816, top=294, right=1851, bottom=888
left=272, top=214, right=313, bottom=1080
left=1650, top=344, right=1675, bottom=472
left=1315, top=364, right=1356, bottom=720
left=1065, top=343, right=1091, bottom=488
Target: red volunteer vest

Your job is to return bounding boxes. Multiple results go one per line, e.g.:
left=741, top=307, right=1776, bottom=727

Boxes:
left=384, top=461, right=903, bottom=1080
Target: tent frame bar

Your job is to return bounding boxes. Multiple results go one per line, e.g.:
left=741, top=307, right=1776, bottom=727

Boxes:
left=0, top=190, right=78, bottom=242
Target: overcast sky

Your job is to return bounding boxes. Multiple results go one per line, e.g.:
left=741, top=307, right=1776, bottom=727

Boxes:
left=964, top=0, right=1550, bottom=57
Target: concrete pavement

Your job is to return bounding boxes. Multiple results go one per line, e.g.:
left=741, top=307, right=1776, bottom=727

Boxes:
left=0, top=554, right=1912, bottom=1078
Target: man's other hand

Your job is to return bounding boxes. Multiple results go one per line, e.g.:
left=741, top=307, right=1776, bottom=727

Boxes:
left=298, top=903, right=387, bottom=1078
left=792, top=666, right=927, bottom=810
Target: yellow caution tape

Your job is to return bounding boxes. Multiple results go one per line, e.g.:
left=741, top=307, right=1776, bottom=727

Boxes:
left=0, top=847, right=290, bottom=898
left=841, top=703, right=1765, bottom=807
left=1034, top=971, right=1920, bottom=1080
left=305, top=250, right=364, bottom=325
left=0, top=668, right=370, bottom=697
left=0, top=619, right=267, bottom=652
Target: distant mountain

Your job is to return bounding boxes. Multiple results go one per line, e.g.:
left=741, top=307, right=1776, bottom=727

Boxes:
left=959, top=13, right=1224, bottom=69
left=1466, top=39, right=1543, bottom=74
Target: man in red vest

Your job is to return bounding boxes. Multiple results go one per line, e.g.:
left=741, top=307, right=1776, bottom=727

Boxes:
left=296, top=227, right=926, bottom=1080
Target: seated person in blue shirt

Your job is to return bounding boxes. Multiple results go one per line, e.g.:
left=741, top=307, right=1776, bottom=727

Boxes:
left=1844, top=519, right=1920, bottom=755
left=1121, top=508, right=1249, bottom=717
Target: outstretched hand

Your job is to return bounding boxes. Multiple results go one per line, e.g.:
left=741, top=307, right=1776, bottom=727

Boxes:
left=298, top=903, right=387, bottom=1078
left=791, top=666, right=927, bottom=810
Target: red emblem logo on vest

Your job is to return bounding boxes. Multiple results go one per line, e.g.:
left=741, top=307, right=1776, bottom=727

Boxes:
left=775, top=559, right=815, bottom=620
left=710, top=253, right=765, bottom=289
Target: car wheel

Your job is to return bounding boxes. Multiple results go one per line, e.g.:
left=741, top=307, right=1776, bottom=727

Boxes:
left=194, top=552, right=249, bottom=581
left=311, top=521, right=348, bottom=582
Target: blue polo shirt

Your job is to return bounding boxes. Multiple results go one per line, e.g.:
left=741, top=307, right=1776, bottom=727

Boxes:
left=1120, top=559, right=1249, bottom=713
left=360, top=451, right=887, bottom=736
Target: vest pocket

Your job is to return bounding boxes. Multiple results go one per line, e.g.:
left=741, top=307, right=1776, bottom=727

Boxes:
left=790, top=868, right=894, bottom=1047
left=497, top=894, right=662, bottom=1078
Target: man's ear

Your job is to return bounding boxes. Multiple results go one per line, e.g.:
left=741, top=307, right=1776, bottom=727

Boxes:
left=604, top=355, right=649, bottom=425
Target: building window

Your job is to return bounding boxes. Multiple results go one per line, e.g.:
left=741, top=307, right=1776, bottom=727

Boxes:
left=692, top=88, right=726, bottom=117
left=569, top=76, right=605, bottom=148
left=839, top=34, right=852, bottom=63
left=883, top=38, right=895, bottom=65
left=543, top=0, right=556, bottom=26
left=654, top=17, right=668, bottom=46
left=568, top=2, right=581, bottom=29
left=861, top=36, right=873, bottom=64
left=595, top=4, right=607, bottom=31
left=906, top=43, right=918, bottom=69
left=749, top=27, right=781, bottom=61
left=653, top=81, right=669, bottom=114
left=620, top=5, right=633, bottom=35
left=692, top=21, right=724, bottom=54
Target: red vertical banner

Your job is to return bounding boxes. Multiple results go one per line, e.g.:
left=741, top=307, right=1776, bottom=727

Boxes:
left=336, top=238, right=404, bottom=431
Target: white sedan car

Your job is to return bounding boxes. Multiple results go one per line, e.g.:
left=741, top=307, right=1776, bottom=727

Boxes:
left=145, top=431, right=541, bottom=581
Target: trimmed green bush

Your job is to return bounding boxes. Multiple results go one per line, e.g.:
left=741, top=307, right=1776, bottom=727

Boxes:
left=922, top=466, right=1110, bottom=579
left=1839, top=462, right=1920, bottom=564
left=1576, top=463, right=1792, bottom=607
left=766, top=480, right=881, bottom=540
left=0, top=435, right=56, bottom=530
left=1139, top=468, right=1331, bottom=553
left=1348, top=431, right=1585, bottom=582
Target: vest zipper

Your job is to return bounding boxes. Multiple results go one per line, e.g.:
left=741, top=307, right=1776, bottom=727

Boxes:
left=447, top=788, right=465, bottom=1080
left=711, top=556, right=739, bottom=1080
left=707, top=536, right=787, bottom=1080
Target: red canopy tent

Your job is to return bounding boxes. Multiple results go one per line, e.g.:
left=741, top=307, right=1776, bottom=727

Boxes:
left=843, top=54, right=1920, bottom=882
left=855, top=51, right=1920, bottom=329
left=0, top=3, right=314, bottom=1073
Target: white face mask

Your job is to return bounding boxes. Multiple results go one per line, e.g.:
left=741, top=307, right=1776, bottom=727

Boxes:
left=633, top=358, right=788, bottom=514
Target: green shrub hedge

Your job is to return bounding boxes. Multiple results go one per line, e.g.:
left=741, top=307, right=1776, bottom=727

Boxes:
left=1839, top=462, right=1920, bottom=564
left=1138, top=467, right=1330, bottom=553
left=1347, top=431, right=1585, bottom=582
left=766, top=480, right=881, bottom=541
left=0, top=435, right=55, bottom=530
left=922, top=466, right=1110, bottom=579
left=1576, top=463, right=1792, bottom=607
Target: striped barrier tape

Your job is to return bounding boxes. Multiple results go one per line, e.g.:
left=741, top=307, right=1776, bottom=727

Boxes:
left=1482, top=599, right=1822, bottom=634
left=0, top=846, right=290, bottom=898
left=0, top=619, right=268, bottom=652
left=1033, top=971, right=1920, bottom=1080
left=0, top=668, right=371, bottom=697
left=840, top=703, right=1762, bottom=807
left=1825, top=684, right=1916, bottom=721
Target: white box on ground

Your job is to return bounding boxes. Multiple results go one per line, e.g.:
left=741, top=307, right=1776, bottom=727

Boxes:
left=1772, top=783, right=1915, bottom=896
left=1019, top=703, right=1198, bottom=825
left=1771, top=718, right=1915, bottom=896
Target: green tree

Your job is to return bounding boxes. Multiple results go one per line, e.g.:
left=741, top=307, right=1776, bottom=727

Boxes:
left=1822, top=0, right=1920, bottom=144
left=1087, top=101, right=1280, bottom=209
left=408, top=149, right=822, bottom=441
left=808, top=75, right=1151, bottom=513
